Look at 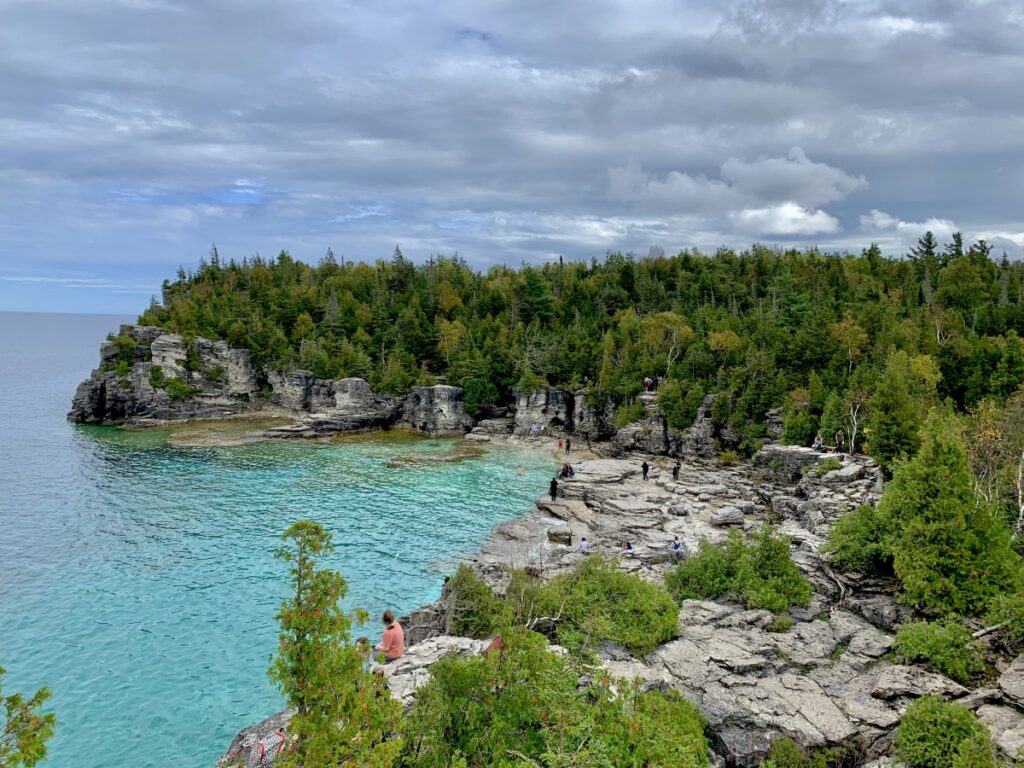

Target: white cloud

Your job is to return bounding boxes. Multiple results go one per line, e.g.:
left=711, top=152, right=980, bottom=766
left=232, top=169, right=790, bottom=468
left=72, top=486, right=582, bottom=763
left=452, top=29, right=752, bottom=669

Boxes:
left=720, top=147, right=868, bottom=206
left=731, top=203, right=840, bottom=235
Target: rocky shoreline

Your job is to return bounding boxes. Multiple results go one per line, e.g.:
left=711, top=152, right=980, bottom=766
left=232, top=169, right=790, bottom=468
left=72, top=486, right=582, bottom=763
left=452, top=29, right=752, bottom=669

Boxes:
left=215, top=442, right=1024, bottom=768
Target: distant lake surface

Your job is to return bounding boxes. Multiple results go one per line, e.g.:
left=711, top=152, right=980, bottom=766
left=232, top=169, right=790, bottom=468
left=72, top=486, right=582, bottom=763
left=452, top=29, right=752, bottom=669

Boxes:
left=0, top=312, right=554, bottom=768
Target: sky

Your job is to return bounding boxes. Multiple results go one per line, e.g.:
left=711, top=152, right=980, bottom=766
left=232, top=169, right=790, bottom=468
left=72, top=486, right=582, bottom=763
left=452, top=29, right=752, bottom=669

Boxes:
left=1, top=0, right=1022, bottom=314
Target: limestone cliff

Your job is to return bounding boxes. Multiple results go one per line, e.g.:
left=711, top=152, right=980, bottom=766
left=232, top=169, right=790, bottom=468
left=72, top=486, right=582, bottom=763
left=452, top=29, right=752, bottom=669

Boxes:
left=67, top=325, right=472, bottom=436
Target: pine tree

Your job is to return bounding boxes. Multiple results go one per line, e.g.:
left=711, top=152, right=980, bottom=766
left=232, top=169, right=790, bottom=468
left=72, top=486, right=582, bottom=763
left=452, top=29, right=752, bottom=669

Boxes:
left=269, top=521, right=401, bottom=766
left=868, top=351, right=920, bottom=471
left=884, top=410, right=1022, bottom=615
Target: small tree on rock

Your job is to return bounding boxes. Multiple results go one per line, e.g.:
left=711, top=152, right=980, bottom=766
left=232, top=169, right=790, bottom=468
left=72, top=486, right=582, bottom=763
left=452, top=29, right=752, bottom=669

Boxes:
left=269, top=520, right=401, bottom=766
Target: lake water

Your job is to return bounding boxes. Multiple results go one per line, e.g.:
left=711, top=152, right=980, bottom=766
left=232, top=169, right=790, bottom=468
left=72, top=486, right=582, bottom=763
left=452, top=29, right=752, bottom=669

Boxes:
left=0, top=312, right=554, bottom=768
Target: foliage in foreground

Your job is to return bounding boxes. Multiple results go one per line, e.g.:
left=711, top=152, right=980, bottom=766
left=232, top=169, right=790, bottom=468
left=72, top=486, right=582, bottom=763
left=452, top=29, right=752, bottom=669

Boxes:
left=758, top=736, right=865, bottom=768
left=825, top=408, right=1022, bottom=617
left=447, top=558, right=679, bottom=657
left=895, top=696, right=1007, bottom=768
left=665, top=527, right=812, bottom=613
left=269, top=520, right=401, bottom=767
left=892, top=621, right=985, bottom=684
left=399, top=627, right=707, bottom=768
left=0, top=668, right=56, bottom=768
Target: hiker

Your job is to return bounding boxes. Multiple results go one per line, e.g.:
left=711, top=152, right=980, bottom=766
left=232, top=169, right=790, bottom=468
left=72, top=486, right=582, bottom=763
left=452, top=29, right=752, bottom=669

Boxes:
left=549, top=477, right=558, bottom=501
left=565, top=438, right=571, bottom=454
left=558, top=438, right=563, bottom=451
left=246, top=728, right=286, bottom=768
left=641, top=460, right=649, bottom=480
left=671, top=536, right=688, bottom=558
left=672, top=461, right=681, bottom=481
left=579, top=536, right=590, bottom=554
left=812, top=433, right=823, bottom=451
left=374, top=610, right=405, bottom=663
left=621, top=542, right=634, bottom=555
left=834, top=428, right=846, bottom=454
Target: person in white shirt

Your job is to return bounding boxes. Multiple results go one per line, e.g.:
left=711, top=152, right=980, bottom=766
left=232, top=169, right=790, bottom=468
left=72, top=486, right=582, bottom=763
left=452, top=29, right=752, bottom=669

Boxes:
left=579, top=537, right=590, bottom=554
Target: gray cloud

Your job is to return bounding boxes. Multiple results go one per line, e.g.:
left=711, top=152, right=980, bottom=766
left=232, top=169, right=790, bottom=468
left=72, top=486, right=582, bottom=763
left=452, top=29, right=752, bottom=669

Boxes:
left=1, top=0, right=1023, bottom=310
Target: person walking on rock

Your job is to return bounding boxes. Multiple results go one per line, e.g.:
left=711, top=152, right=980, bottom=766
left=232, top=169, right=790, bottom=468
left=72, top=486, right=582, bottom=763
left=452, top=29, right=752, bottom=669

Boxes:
left=672, top=461, right=680, bottom=481
left=641, top=461, right=649, bottom=480
left=549, top=477, right=558, bottom=501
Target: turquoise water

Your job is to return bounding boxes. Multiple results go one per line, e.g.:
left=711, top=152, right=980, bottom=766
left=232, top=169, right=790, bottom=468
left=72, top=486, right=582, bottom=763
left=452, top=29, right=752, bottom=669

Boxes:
left=0, top=312, right=554, bottom=768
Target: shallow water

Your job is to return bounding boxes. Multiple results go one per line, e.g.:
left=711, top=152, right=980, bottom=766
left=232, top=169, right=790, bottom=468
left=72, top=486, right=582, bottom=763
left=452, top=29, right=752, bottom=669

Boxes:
left=0, top=312, right=554, bottom=768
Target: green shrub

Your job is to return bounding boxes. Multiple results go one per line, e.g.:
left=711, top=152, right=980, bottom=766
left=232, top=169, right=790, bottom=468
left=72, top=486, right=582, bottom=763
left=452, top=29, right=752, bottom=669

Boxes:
left=149, top=365, right=166, bottom=389
left=399, top=627, right=707, bottom=768
left=613, top=400, right=647, bottom=429
left=767, top=614, right=794, bottom=633
left=165, top=377, right=198, bottom=400
left=823, top=504, right=892, bottom=575
left=532, top=556, right=679, bottom=656
left=893, top=621, right=984, bottom=684
left=444, top=558, right=678, bottom=658
left=897, top=618, right=983, bottom=684
left=114, top=359, right=131, bottom=378
left=816, top=457, right=843, bottom=475
left=666, top=527, right=813, bottom=612
left=445, top=565, right=508, bottom=639
left=657, top=379, right=704, bottom=430
left=183, top=343, right=201, bottom=372
left=718, top=450, right=739, bottom=466
left=205, top=365, right=226, bottom=383
left=759, top=737, right=866, bottom=768
left=987, top=588, right=1024, bottom=649
left=895, top=696, right=1003, bottom=768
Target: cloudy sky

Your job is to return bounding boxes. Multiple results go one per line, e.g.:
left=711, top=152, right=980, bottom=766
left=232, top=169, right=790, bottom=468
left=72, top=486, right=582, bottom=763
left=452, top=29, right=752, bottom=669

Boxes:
left=1, top=0, right=1022, bottom=313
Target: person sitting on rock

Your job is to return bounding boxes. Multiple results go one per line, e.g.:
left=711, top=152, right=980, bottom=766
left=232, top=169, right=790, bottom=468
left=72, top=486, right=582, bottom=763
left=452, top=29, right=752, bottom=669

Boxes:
left=374, top=610, right=405, bottom=663
left=671, top=536, right=688, bottom=558
left=355, top=636, right=376, bottom=674
left=579, top=536, right=590, bottom=554
left=549, top=477, right=559, bottom=501
left=621, top=542, right=634, bottom=555
left=812, top=433, right=823, bottom=451
left=641, top=461, right=650, bottom=480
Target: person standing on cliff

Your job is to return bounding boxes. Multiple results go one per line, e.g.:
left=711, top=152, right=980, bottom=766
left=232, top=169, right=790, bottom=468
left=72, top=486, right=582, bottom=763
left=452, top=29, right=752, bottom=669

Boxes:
left=641, top=460, right=649, bottom=480
left=374, top=610, right=405, bottom=663
left=549, top=477, right=558, bottom=501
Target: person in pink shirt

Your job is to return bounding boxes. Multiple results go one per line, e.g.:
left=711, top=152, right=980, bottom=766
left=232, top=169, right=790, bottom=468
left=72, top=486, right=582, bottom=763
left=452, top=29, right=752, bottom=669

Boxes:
left=374, top=609, right=405, bottom=663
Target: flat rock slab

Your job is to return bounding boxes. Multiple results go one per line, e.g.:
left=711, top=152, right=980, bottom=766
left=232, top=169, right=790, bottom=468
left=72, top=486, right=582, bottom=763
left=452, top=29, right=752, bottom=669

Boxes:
left=977, top=704, right=1024, bottom=759
left=870, top=665, right=967, bottom=700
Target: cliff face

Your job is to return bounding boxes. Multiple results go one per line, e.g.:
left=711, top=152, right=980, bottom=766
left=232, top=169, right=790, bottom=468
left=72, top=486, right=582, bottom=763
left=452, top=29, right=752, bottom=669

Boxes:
left=69, top=325, right=266, bottom=425
left=67, top=325, right=471, bottom=436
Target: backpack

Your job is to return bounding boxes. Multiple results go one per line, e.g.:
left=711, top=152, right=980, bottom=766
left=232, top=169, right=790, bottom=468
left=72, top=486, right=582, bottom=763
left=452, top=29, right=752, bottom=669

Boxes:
left=246, top=731, right=286, bottom=768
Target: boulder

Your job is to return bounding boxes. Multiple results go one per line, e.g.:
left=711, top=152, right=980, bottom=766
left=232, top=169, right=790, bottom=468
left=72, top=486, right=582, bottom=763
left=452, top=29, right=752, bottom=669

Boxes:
left=754, top=444, right=825, bottom=483
left=547, top=525, right=573, bottom=545
left=710, top=506, right=744, bottom=526
left=998, top=654, right=1024, bottom=706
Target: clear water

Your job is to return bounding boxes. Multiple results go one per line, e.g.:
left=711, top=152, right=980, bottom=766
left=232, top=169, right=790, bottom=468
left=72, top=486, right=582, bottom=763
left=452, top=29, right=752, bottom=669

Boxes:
left=0, top=312, right=554, bottom=768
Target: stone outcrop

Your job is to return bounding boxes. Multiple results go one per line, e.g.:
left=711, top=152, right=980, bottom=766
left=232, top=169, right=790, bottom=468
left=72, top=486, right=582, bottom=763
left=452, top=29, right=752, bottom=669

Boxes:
left=69, top=326, right=473, bottom=436
left=69, top=325, right=266, bottom=425
left=513, top=388, right=574, bottom=434
left=401, top=385, right=473, bottom=435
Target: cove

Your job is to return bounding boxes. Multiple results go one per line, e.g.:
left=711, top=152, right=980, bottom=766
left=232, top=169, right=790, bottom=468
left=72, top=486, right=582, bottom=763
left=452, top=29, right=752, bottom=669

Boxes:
left=0, top=318, right=555, bottom=768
